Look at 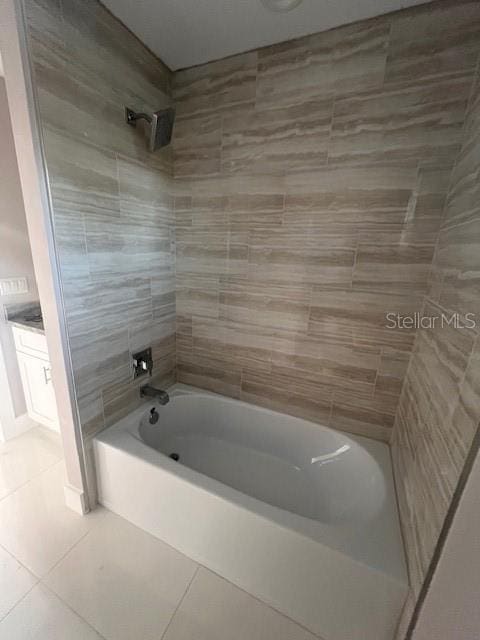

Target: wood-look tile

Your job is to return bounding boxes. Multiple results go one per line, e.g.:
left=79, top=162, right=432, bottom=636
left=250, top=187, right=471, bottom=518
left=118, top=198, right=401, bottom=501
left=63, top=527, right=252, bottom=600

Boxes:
left=177, top=352, right=242, bottom=399
left=353, top=243, right=435, bottom=295
left=176, top=193, right=229, bottom=230
left=415, top=301, right=477, bottom=449
left=443, top=142, right=480, bottom=231
left=117, top=158, right=173, bottom=216
left=152, top=333, right=177, bottom=373
left=240, top=368, right=332, bottom=426
left=392, top=298, right=479, bottom=596
left=385, top=0, right=480, bottom=85
left=375, top=348, right=410, bottom=401
left=248, top=229, right=355, bottom=287
left=284, top=165, right=418, bottom=228
left=128, top=319, right=160, bottom=358
left=176, top=315, right=193, bottom=336
left=374, top=165, right=451, bottom=247
left=271, top=330, right=379, bottom=392
left=330, top=387, right=394, bottom=442
left=330, top=75, right=471, bottom=167
left=256, top=16, right=388, bottom=106
left=309, top=287, right=421, bottom=350
left=222, top=95, right=333, bottom=174
left=173, top=52, right=257, bottom=117
left=70, top=326, right=131, bottom=401
left=192, top=319, right=273, bottom=373
left=329, top=17, right=390, bottom=96
left=102, top=366, right=176, bottom=429
left=435, top=217, right=480, bottom=320
left=256, top=35, right=333, bottom=108
left=175, top=173, right=286, bottom=201
left=449, top=337, right=480, bottom=462
left=25, top=0, right=63, bottom=47
left=37, top=60, right=159, bottom=166
left=176, top=275, right=220, bottom=319
left=174, top=112, right=223, bottom=178
left=77, top=390, right=105, bottom=438
left=174, top=195, right=193, bottom=228
left=44, top=129, right=120, bottom=217
left=26, top=0, right=176, bottom=438
left=431, top=75, right=480, bottom=320
left=152, top=273, right=176, bottom=325
left=228, top=193, right=285, bottom=230
left=24, top=0, right=65, bottom=98
left=176, top=228, right=228, bottom=277
left=391, top=410, right=428, bottom=596
left=61, top=0, right=171, bottom=95
left=219, top=279, right=311, bottom=333
left=85, top=211, right=174, bottom=281
left=62, top=277, right=147, bottom=337
left=60, top=0, right=172, bottom=169
left=50, top=194, right=90, bottom=283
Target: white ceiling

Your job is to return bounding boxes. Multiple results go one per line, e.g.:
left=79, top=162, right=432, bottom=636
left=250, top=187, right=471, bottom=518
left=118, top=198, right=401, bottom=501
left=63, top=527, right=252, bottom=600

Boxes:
left=102, top=0, right=430, bottom=71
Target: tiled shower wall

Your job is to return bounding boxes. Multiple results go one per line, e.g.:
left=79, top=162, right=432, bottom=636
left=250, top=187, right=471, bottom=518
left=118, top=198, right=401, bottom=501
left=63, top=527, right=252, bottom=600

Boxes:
left=392, top=61, right=480, bottom=602
left=24, top=0, right=176, bottom=435
left=26, top=0, right=480, bottom=445
left=173, top=0, right=480, bottom=441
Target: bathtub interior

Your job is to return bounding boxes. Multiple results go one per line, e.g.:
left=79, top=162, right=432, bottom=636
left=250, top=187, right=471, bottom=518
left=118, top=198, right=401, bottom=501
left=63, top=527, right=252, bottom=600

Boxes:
left=102, top=384, right=408, bottom=584
left=139, top=392, right=386, bottom=525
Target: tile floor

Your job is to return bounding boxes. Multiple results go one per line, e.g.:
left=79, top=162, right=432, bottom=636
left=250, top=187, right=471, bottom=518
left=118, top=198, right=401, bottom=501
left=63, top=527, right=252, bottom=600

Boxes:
left=0, top=426, right=319, bottom=640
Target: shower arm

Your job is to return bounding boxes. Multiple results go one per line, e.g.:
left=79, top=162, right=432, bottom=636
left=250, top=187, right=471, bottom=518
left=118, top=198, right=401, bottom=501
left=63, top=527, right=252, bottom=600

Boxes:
left=124, top=106, right=176, bottom=151
left=125, top=107, right=152, bottom=126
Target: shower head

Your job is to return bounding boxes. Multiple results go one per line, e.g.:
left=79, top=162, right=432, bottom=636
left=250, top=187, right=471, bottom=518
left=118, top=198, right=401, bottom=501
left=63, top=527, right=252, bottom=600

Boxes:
left=125, top=106, right=176, bottom=151
left=149, top=108, right=176, bottom=151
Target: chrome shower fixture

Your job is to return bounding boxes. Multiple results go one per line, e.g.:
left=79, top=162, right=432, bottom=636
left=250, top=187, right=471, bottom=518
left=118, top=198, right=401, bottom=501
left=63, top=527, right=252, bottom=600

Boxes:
left=125, top=106, right=176, bottom=151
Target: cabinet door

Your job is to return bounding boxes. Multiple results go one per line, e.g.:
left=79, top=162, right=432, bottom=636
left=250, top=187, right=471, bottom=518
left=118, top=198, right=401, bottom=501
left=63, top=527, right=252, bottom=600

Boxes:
left=16, top=352, right=60, bottom=432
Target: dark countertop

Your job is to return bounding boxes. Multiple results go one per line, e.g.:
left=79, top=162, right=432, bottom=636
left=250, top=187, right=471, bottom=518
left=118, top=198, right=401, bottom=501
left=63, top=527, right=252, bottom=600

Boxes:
left=5, top=301, right=45, bottom=335
left=9, top=318, right=45, bottom=335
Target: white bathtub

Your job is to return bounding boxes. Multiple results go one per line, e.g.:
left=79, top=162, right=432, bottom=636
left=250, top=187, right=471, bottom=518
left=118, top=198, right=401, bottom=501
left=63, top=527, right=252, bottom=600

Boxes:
left=94, top=384, right=408, bottom=640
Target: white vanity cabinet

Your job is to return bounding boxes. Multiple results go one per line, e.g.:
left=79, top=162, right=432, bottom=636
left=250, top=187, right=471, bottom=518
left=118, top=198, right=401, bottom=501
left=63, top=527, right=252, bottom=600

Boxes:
left=12, top=326, right=60, bottom=432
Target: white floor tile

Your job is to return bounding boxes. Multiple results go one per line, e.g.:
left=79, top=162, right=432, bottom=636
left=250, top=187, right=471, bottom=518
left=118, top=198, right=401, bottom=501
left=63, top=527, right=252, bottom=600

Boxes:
left=163, top=567, right=318, bottom=640
left=0, top=427, right=62, bottom=500
left=0, top=545, right=37, bottom=621
left=0, top=584, right=103, bottom=640
left=0, top=462, right=101, bottom=577
left=44, top=510, right=198, bottom=640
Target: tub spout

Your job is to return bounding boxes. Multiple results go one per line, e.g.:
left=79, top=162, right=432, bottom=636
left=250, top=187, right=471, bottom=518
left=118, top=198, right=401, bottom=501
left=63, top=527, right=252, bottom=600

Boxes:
left=140, top=385, right=170, bottom=405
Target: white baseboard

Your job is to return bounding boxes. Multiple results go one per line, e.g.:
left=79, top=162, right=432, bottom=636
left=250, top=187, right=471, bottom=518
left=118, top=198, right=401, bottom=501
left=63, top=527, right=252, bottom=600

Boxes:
left=64, top=483, right=88, bottom=515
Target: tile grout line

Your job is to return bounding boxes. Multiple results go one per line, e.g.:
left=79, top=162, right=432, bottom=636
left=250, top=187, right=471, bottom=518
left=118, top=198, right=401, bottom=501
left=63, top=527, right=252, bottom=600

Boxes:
left=159, top=565, right=200, bottom=640
left=93, top=504, right=318, bottom=639
left=0, top=525, right=40, bottom=624
left=39, top=524, right=94, bottom=583
left=37, top=501, right=109, bottom=583
left=0, top=455, right=63, bottom=505
left=0, top=580, right=39, bottom=625
left=193, top=564, right=327, bottom=640
left=0, top=540, right=34, bottom=575
left=40, top=581, right=109, bottom=640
